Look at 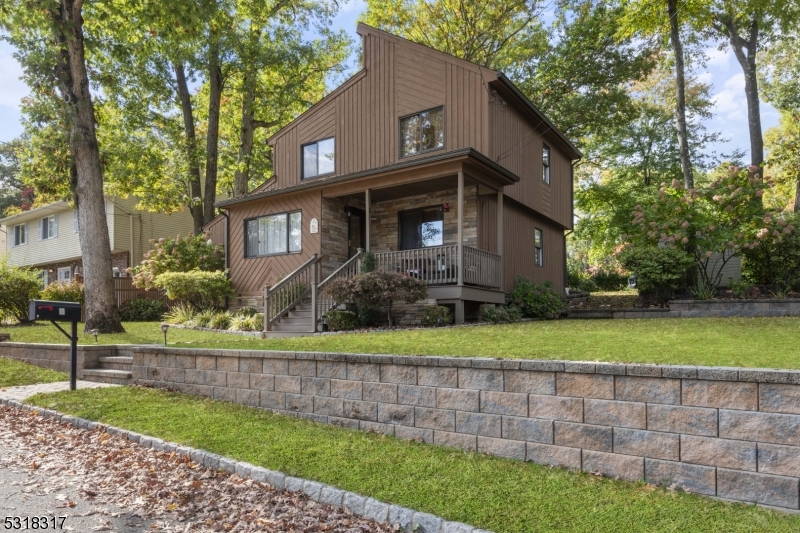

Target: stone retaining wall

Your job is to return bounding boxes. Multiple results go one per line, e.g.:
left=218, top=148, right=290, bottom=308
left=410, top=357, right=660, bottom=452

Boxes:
left=3, top=342, right=800, bottom=510
left=571, top=299, right=800, bottom=320
left=0, top=343, right=111, bottom=377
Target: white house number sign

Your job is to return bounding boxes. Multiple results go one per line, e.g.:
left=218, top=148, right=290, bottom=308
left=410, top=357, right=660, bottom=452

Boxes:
left=310, top=218, right=319, bottom=234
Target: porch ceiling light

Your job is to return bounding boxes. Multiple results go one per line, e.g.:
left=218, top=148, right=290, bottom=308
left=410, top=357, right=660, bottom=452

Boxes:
left=344, top=205, right=352, bottom=217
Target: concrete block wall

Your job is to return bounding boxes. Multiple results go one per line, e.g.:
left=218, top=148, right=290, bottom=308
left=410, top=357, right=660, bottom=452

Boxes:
left=0, top=342, right=110, bottom=378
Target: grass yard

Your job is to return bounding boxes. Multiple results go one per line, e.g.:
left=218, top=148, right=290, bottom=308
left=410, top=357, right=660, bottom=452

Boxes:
left=3, top=317, right=800, bottom=369
left=0, top=357, right=68, bottom=388
left=27, top=385, right=800, bottom=533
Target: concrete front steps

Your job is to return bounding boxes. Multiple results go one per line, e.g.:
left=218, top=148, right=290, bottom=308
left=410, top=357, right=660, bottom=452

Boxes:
left=82, top=356, right=133, bottom=385
left=266, top=298, right=316, bottom=337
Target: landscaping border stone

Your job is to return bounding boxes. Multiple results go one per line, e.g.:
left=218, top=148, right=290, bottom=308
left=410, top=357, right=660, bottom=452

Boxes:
left=0, top=397, right=492, bottom=533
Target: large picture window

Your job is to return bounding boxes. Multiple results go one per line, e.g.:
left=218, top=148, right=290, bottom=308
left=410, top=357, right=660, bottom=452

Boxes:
left=400, top=106, right=444, bottom=158
left=398, top=207, right=444, bottom=250
left=245, top=211, right=302, bottom=258
left=11, top=223, right=26, bottom=246
left=535, top=228, right=543, bottom=267
left=542, top=145, right=551, bottom=184
left=302, top=137, right=335, bottom=179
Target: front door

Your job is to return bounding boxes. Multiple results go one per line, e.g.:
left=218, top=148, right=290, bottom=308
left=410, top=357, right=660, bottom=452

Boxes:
left=348, top=207, right=366, bottom=258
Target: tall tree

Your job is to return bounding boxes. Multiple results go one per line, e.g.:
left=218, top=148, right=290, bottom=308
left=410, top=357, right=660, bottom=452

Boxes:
left=0, top=0, right=123, bottom=332
left=0, top=140, right=27, bottom=217
left=667, top=0, right=694, bottom=188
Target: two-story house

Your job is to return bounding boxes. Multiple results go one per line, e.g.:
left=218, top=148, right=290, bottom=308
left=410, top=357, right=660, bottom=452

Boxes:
left=0, top=196, right=195, bottom=286
left=213, top=24, right=582, bottom=333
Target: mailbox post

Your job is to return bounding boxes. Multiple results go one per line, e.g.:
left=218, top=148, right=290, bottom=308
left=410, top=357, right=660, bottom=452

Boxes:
left=29, top=300, right=82, bottom=391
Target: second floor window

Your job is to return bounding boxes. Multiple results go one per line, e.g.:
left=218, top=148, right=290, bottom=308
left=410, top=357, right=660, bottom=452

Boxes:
left=245, top=211, right=302, bottom=257
left=542, top=145, right=551, bottom=184
left=39, top=215, right=58, bottom=240
left=535, top=228, right=543, bottom=266
left=12, top=223, right=26, bottom=246
left=302, top=137, right=335, bottom=179
left=400, top=106, right=444, bottom=157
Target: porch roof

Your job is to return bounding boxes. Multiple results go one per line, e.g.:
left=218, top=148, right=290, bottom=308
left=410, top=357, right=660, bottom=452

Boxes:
left=215, top=148, right=520, bottom=209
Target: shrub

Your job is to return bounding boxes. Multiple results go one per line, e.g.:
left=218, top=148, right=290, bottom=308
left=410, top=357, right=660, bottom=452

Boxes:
left=360, top=251, right=376, bottom=273
left=741, top=217, right=800, bottom=292
left=209, top=311, right=233, bottom=330
left=509, top=278, right=566, bottom=319
left=154, top=270, right=233, bottom=310
left=591, top=270, right=629, bottom=291
left=41, top=279, right=85, bottom=304
left=193, top=309, right=216, bottom=328
left=118, top=298, right=166, bottom=322
left=163, top=302, right=196, bottom=325
left=0, top=259, right=41, bottom=323
left=230, top=313, right=264, bottom=332
left=567, top=269, right=597, bottom=292
left=422, top=305, right=453, bottom=327
left=324, top=309, right=359, bottom=331
left=729, top=278, right=755, bottom=298
left=481, top=305, right=523, bottom=324
left=236, top=306, right=260, bottom=318
left=356, top=305, right=380, bottom=327
left=129, top=233, right=224, bottom=290
left=325, top=270, right=427, bottom=326
left=618, top=246, right=693, bottom=303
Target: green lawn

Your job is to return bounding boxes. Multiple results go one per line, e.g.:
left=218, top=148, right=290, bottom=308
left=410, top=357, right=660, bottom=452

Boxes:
left=3, top=317, right=800, bottom=369
left=0, top=357, right=68, bottom=387
left=27, top=386, right=800, bottom=533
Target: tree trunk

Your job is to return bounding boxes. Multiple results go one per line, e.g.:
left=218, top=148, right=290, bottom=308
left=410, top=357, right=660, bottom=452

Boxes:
left=721, top=16, right=764, bottom=168
left=53, top=0, right=123, bottom=333
left=173, top=63, right=205, bottom=234
left=667, top=0, right=694, bottom=189
left=204, top=41, right=223, bottom=225
left=233, top=69, right=256, bottom=198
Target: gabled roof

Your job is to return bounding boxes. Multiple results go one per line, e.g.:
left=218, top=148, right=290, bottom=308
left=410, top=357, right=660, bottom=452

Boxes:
left=0, top=201, right=71, bottom=226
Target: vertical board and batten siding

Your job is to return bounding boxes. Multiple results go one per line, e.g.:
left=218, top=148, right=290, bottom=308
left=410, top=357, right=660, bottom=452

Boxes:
left=478, top=195, right=565, bottom=293
left=489, top=101, right=573, bottom=230
left=227, top=191, right=322, bottom=296
left=269, top=31, right=489, bottom=188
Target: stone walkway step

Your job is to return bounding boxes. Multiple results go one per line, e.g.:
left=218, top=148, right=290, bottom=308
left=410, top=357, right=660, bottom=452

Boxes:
left=0, top=380, right=118, bottom=402
left=97, top=356, right=134, bottom=371
left=82, top=369, right=132, bottom=385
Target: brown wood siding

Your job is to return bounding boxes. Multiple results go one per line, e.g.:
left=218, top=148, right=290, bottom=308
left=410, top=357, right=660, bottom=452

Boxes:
left=489, top=103, right=573, bottom=229
left=203, top=215, right=225, bottom=246
left=226, top=191, right=321, bottom=296
left=478, top=195, right=565, bottom=293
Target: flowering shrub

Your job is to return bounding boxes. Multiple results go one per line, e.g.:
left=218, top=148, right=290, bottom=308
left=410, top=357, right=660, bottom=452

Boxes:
left=325, top=270, right=427, bottom=326
left=154, top=270, right=233, bottom=310
left=41, top=279, right=85, bottom=304
left=626, top=166, right=794, bottom=289
left=129, top=233, right=224, bottom=290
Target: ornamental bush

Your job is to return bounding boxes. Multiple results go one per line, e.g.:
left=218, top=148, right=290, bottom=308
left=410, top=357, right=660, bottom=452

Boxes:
left=324, top=309, right=359, bottom=331
left=154, top=270, right=233, bottom=310
left=0, top=259, right=40, bottom=323
left=618, top=246, right=694, bottom=302
left=741, top=213, right=800, bottom=291
left=422, top=305, right=453, bottom=327
left=41, top=279, right=85, bottom=305
left=509, top=278, right=566, bottom=319
left=480, top=305, right=523, bottom=324
left=118, top=298, right=165, bottom=322
left=130, top=233, right=224, bottom=290
left=325, top=270, right=427, bottom=326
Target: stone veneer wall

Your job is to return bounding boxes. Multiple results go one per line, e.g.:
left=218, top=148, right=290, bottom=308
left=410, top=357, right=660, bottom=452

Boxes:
left=3, top=342, right=800, bottom=510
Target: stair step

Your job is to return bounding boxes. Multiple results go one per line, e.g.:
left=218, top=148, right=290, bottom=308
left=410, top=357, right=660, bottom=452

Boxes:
left=288, top=310, right=312, bottom=318
left=279, top=316, right=312, bottom=325
left=82, top=369, right=132, bottom=385
left=263, top=331, right=314, bottom=338
left=98, top=356, right=133, bottom=364
left=271, top=323, right=315, bottom=332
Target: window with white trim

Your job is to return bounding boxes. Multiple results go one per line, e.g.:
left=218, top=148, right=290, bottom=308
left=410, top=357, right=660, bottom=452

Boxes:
left=302, top=138, right=335, bottom=179
left=542, top=145, right=551, bottom=184
left=39, top=215, right=58, bottom=240
left=245, top=211, right=302, bottom=258
left=535, top=228, right=543, bottom=267
left=400, top=106, right=444, bottom=158
left=58, top=267, right=72, bottom=284
left=11, top=223, right=26, bottom=246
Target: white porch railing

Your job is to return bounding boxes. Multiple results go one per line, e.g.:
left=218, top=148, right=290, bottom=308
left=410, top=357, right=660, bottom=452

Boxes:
left=372, top=245, right=501, bottom=289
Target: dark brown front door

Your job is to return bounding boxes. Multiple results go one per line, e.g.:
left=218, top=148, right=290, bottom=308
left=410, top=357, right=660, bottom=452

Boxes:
left=348, top=207, right=366, bottom=259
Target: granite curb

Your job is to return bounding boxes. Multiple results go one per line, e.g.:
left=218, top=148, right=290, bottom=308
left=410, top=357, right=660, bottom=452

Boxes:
left=0, top=397, right=491, bottom=533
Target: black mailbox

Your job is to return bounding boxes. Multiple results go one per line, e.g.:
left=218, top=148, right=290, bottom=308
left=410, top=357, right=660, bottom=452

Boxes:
left=29, top=300, right=82, bottom=322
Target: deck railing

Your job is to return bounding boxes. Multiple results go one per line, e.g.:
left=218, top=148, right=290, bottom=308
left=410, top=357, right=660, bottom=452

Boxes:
left=317, top=249, right=363, bottom=322
left=372, top=245, right=500, bottom=289
left=263, top=254, right=320, bottom=331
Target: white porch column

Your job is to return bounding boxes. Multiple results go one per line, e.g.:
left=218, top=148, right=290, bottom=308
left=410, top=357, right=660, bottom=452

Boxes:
left=365, top=188, right=371, bottom=251
left=457, top=171, right=464, bottom=287
left=497, top=190, right=503, bottom=290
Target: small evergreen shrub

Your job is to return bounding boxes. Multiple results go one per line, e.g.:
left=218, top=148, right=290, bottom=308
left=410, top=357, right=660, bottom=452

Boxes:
left=193, top=309, right=216, bottom=328
left=154, top=270, right=233, bottom=310
left=118, top=298, right=166, bottom=322
left=41, top=279, right=85, bottom=304
left=163, top=302, right=196, bottom=325
left=356, top=305, right=380, bottom=327
left=325, top=310, right=359, bottom=331
left=422, top=305, right=453, bottom=327
left=509, top=278, right=566, bottom=319
left=209, top=311, right=233, bottom=330
left=480, top=305, right=523, bottom=324
left=360, top=251, right=376, bottom=273
left=619, top=246, right=693, bottom=303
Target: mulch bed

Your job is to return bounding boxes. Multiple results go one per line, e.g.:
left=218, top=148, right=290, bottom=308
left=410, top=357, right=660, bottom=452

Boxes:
left=0, top=405, right=395, bottom=532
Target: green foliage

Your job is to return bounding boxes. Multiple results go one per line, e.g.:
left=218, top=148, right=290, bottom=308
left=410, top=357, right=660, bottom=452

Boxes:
left=480, top=305, right=523, bottom=324
left=154, top=270, right=233, bottom=310
left=618, top=246, right=694, bottom=302
left=741, top=214, right=800, bottom=291
left=421, top=305, right=453, bottom=327
left=325, top=270, right=428, bottom=326
left=356, top=305, right=380, bottom=328
left=41, top=280, right=85, bottom=305
left=729, top=278, right=756, bottom=298
left=690, top=278, right=717, bottom=300
left=163, top=303, right=197, bottom=325
left=0, top=259, right=41, bottom=324
left=236, top=307, right=260, bottom=318
left=118, top=299, right=166, bottom=322
left=509, top=278, right=566, bottom=319
left=230, top=314, right=264, bottom=332
left=193, top=309, right=217, bottom=328
left=130, top=234, right=224, bottom=290
left=208, top=311, right=233, bottom=331
left=324, top=310, right=359, bottom=331
left=0, top=358, right=68, bottom=388
left=0, top=140, right=29, bottom=217
left=360, top=251, right=376, bottom=274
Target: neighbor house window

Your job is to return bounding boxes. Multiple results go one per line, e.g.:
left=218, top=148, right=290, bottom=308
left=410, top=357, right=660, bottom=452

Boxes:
left=11, top=223, right=26, bottom=246
left=542, top=145, right=551, bottom=184
left=400, top=106, right=444, bottom=158
left=302, top=137, right=335, bottom=179
left=535, top=228, right=543, bottom=266
left=58, top=267, right=72, bottom=284
left=398, top=207, right=444, bottom=250
left=39, top=214, right=58, bottom=240
left=245, top=211, right=302, bottom=257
